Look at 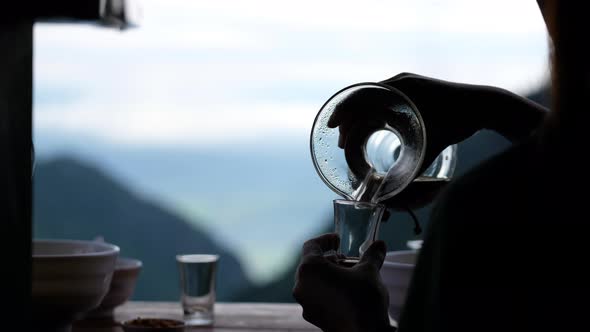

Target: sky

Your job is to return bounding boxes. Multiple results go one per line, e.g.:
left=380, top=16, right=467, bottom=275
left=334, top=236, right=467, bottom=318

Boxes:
left=33, top=0, right=550, bottom=282
left=35, top=0, right=549, bottom=147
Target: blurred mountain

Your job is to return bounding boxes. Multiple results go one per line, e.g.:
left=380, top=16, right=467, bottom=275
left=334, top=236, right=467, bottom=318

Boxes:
left=235, top=83, right=552, bottom=302
left=33, top=157, right=252, bottom=301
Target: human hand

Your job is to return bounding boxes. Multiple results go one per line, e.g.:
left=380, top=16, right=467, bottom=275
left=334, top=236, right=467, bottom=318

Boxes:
left=293, top=233, right=395, bottom=332
left=329, top=72, right=547, bottom=175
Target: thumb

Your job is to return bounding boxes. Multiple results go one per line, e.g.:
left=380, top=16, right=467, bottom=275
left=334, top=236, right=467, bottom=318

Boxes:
left=357, top=240, right=387, bottom=271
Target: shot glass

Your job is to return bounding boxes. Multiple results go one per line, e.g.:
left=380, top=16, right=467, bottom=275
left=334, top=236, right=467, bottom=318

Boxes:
left=176, top=254, right=219, bottom=326
left=333, top=199, right=386, bottom=266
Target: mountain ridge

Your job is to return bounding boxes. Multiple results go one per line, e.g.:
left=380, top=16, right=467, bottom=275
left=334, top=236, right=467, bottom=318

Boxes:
left=34, top=156, right=252, bottom=301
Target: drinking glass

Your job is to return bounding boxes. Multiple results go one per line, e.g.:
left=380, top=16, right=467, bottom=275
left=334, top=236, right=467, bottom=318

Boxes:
left=176, top=254, right=218, bottom=326
left=333, top=199, right=386, bottom=266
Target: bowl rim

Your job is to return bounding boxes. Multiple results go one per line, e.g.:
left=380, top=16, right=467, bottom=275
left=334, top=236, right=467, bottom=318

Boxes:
left=33, top=239, right=120, bottom=258
left=116, top=257, right=143, bottom=270
left=383, top=250, right=417, bottom=268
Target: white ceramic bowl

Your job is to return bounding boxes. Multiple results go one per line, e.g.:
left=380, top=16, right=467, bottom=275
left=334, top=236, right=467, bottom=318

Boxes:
left=379, top=250, right=417, bottom=322
left=32, top=239, right=119, bottom=332
left=86, top=257, right=142, bottom=318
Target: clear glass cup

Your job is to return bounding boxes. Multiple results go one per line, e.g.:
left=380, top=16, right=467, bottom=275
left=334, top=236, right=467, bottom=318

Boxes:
left=310, top=83, right=457, bottom=204
left=332, top=199, right=386, bottom=266
left=176, top=254, right=219, bottom=326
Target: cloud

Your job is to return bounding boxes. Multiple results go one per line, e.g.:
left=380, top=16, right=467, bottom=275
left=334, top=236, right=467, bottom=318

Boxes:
left=35, top=102, right=317, bottom=146
left=34, top=0, right=549, bottom=147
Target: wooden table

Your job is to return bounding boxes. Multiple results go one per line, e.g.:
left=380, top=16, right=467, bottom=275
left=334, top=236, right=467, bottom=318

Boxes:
left=73, top=302, right=320, bottom=332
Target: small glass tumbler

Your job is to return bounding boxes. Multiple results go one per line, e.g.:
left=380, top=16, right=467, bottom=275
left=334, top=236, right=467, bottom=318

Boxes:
left=176, top=254, right=219, bottom=326
left=333, top=199, right=386, bottom=266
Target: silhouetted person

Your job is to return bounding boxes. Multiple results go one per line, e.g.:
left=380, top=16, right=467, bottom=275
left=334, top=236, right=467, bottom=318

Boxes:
left=293, top=1, right=589, bottom=331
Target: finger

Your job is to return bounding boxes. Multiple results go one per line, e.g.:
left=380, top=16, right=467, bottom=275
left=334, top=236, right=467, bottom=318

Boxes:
left=381, top=73, right=426, bottom=100
left=302, top=233, right=341, bottom=257
left=302, top=308, right=328, bottom=331
left=324, top=253, right=339, bottom=264
left=327, top=106, right=351, bottom=128
left=380, top=72, right=416, bottom=86
left=327, top=111, right=341, bottom=128
left=385, top=77, right=416, bottom=95
left=327, top=94, right=361, bottom=128
left=357, top=240, right=387, bottom=271
left=337, top=121, right=353, bottom=148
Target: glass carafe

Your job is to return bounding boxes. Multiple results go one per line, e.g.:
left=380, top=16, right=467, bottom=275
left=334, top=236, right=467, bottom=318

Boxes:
left=311, top=82, right=457, bottom=205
